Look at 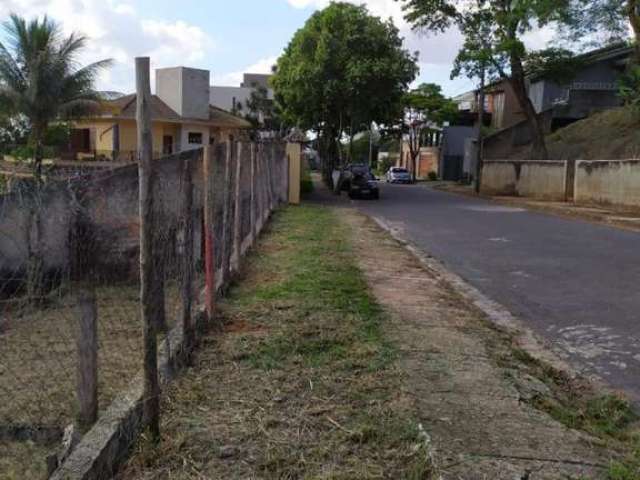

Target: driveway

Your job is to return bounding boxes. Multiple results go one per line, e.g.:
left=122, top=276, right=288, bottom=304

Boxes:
left=349, top=182, right=640, bottom=402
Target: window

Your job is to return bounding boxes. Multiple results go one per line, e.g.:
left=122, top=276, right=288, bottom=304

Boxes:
left=188, top=132, right=203, bottom=144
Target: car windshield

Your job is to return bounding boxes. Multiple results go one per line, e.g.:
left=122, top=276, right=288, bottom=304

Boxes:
left=392, top=168, right=408, bottom=173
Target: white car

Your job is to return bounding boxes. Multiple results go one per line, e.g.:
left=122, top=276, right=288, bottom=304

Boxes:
left=386, top=167, right=412, bottom=184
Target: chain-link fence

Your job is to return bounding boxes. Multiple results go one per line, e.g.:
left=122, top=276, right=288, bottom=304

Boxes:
left=0, top=139, right=290, bottom=478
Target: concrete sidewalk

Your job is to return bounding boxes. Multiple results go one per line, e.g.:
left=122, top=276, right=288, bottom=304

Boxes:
left=434, top=182, right=640, bottom=233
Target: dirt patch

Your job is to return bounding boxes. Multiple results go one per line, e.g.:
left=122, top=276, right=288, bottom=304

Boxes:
left=339, top=209, right=635, bottom=479
left=0, top=281, right=188, bottom=479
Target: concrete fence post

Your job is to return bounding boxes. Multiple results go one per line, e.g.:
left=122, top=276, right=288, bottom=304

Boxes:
left=75, top=289, right=98, bottom=432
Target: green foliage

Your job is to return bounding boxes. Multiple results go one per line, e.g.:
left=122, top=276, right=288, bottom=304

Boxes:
left=272, top=2, right=418, bottom=165
left=524, top=48, right=584, bottom=85
left=300, top=170, right=313, bottom=194
left=619, top=65, right=640, bottom=112
left=404, top=82, right=458, bottom=125
left=0, top=115, right=29, bottom=145
left=43, top=123, right=71, bottom=147
left=0, top=14, right=111, bottom=173
left=401, top=0, right=582, bottom=158
left=427, top=171, right=438, bottom=181
left=377, top=155, right=395, bottom=176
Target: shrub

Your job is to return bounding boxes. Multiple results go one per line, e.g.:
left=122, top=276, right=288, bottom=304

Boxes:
left=300, top=171, right=313, bottom=194
left=618, top=65, right=640, bottom=113
left=427, top=171, right=438, bottom=181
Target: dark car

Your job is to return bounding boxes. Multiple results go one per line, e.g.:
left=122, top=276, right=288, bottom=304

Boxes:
left=339, top=163, right=371, bottom=191
left=348, top=170, right=379, bottom=199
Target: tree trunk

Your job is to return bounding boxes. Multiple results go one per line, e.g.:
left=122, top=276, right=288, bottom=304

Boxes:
left=509, top=54, right=548, bottom=160
left=629, top=0, right=640, bottom=64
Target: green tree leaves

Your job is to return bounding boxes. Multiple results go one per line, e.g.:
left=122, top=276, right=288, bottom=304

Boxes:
left=272, top=2, right=418, bottom=168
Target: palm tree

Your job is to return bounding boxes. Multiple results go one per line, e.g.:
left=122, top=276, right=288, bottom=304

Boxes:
left=0, top=14, right=112, bottom=180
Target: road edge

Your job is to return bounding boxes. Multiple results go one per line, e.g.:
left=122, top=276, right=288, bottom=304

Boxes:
left=368, top=214, right=611, bottom=391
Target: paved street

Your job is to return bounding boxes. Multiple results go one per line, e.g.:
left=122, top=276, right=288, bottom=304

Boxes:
left=350, top=183, right=640, bottom=402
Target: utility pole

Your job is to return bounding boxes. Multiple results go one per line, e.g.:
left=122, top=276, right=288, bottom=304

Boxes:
left=474, top=64, right=486, bottom=194
left=368, top=122, right=374, bottom=168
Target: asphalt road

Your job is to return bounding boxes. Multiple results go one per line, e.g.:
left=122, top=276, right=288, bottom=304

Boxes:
left=351, top=182, right=640, bottom=402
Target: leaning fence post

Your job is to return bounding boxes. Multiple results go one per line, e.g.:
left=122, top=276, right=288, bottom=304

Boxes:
left=203, top=144, right=215, bottom=321
left=75, top=289, right=98, bottom=432
left=136, top=56, right=160, bottom=441
left=180, top=155, right=194, bottom=349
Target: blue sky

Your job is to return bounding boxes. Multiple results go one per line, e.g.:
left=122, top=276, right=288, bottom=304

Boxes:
left=1, top=0, right=550, bottom=97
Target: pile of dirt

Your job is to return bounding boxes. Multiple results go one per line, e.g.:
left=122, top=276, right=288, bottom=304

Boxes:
left=545, top=108, right=640, bottom=160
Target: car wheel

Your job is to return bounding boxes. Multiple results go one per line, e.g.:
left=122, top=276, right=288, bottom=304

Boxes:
left=372, top=191, right=379, bottom=200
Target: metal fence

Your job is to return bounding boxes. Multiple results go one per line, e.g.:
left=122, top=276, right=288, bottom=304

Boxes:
left=0, top=139, right=289, bottom=478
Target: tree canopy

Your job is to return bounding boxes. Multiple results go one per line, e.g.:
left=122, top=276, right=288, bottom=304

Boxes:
left=401, top=0, right=583, bottom=158
left=403, top=82, right=457, bottom=180
left=272, top=2, right=418, bottom=171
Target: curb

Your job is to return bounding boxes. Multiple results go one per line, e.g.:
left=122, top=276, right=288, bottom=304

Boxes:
left=369, top=214, right=591, bottom=381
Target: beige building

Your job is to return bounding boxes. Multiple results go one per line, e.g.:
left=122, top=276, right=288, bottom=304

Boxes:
left=70, top=66, right=250, bottom=161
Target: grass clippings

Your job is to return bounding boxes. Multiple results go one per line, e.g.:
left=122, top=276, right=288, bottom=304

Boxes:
left=118, top=205, right=432, bottom=479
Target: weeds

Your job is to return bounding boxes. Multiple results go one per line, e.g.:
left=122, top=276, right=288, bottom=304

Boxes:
left=118, top=205, right=433, bottom=479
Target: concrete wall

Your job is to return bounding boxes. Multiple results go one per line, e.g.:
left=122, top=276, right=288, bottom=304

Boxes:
left=0, top=150, right=205, bottom=283
left=574, top=159, right=640, bottom=207
left=156, top=67, right=210, bottom=120
left=210, top=85, right=274, bottom=114
left=481, top=160, right=567, bottom=200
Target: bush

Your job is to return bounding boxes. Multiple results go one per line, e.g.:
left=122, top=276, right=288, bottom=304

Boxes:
left=300, top=171, right=313, bottom=194
left=427, top=171, right=438, bottom=181
left=619, top=65, right=640, bottom=113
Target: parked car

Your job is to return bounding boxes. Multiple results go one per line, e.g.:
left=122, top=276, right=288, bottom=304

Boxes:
left=348, top=170, right=379, bottom=199
left=338, top=163, right=373, bottom=191
left=386, top=167, right=412, bottom=184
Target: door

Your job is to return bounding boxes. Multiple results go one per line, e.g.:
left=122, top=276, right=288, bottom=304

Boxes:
left=443, top=155, right=463, bottom=181
left=162, top=135, right=173, bottom=155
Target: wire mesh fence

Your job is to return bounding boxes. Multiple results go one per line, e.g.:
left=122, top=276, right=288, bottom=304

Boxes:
left=0, top=139, right=291, bottom=478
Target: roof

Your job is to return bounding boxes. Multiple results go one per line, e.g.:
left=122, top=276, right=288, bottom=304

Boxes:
left=98, top=94, right=251, bottom=128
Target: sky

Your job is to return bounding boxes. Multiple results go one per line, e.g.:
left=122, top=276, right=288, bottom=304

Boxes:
left=0, top=0, right=557, bottom=98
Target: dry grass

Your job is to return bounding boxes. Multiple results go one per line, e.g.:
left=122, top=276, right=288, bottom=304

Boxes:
left=117, top=205, right=432, bottom=479
left=546, top=108, right=640, bottom=160
left=0, top=280, right=186, bottom=479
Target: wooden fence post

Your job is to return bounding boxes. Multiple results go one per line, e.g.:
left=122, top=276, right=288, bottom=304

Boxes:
left=203, top=144, right=215, bottom=321
left=136, top=56, right=160, bottom=441
left=232, top=141, right=242, bottom=271
left=221, top=138, right=233, bottom=284
left=180, top=155, right=194, bottom=348
left=250, top=143, right=256, bottom=243
left=76, top=289, right=98, bottom=432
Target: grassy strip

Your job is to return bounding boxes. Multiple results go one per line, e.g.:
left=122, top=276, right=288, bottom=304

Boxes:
left=494, top=343, right=640, bottom=479
left=119, top=205, right=431, bottom=479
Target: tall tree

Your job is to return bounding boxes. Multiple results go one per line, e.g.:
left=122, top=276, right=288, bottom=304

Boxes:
left=272, top=2, right=418, bottom=178
left=0, top=14, right=111, bottom=179
left=403, top=83, right=457, bottom=182
left=401, top=0, right=578, bottom=159
left=567, top=1, right=639, bottom=60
